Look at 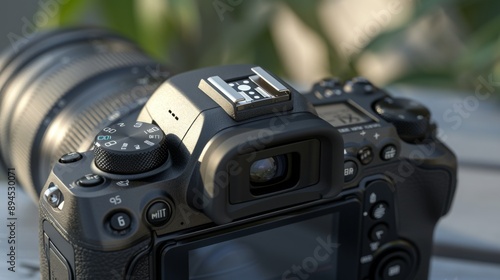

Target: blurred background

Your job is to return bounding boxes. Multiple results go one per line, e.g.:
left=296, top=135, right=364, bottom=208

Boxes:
left=1, top=0, right=499, bottom=89
left=0, top=0, right=499, bottom=279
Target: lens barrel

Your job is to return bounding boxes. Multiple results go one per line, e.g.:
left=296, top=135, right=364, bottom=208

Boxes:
left=0, top=27, right=169, bottom=201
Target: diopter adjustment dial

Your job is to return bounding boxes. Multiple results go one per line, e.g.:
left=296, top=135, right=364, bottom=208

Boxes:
left=374, top=97, right=431, bottom=143
left=94, top=122, right=168, bottom=174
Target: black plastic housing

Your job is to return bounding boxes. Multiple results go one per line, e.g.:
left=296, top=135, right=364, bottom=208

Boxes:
left=37, top=65, right=457, bottom=280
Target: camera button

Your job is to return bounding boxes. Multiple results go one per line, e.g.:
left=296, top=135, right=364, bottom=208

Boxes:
left=344, top=160, right=358, bottom=182
left=77, top=174, right=104, bottom=187
left=372, top=241, right=418, bottom=280
left=344, top=77, right=375, bottom=93
left=381, top=145, right=398, bottom=161
left=319, top=77, right=342, bottom=88
left=370, top=223, right=389, bottom=242
left=44, top=184, right=64, bottom=208
left=371, top=202, right=389, bottom=220
left=146, top=201, right=172, bottom=227
left=381, top=258, right=409, bottom=280
left=358, top=146, right=374, bottom=165
left=110, top=212, right=131, bottom=231
left=59, top=152, right=82, bottom=163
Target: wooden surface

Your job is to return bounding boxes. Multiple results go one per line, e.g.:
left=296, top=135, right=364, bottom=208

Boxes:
left=0, top=86, right=499, bottom=279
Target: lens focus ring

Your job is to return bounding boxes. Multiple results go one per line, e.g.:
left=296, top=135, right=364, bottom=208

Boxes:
left=0, top=27, right=168, bottom=200
left=10, top=52, right=152, bottom=190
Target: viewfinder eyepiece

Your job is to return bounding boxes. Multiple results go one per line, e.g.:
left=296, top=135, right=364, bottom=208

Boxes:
left=249, top=155, right=287, bottom=185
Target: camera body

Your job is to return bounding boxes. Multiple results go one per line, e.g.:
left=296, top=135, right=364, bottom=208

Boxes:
left=39, top=64, right=456, bottom=280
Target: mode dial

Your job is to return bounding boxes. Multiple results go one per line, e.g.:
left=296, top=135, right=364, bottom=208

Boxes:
left=94, top=122, right=168, bottom=174
left=374, top=97, right=431, bottom=143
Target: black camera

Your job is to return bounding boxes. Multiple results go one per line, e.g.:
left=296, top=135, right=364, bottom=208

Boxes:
left=0, top=29, right=456, bottom=280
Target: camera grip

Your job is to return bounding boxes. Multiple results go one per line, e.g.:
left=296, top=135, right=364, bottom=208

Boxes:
left=366, top=154, right=456, bottom=279
left=39, top=206, right=152, bottom=280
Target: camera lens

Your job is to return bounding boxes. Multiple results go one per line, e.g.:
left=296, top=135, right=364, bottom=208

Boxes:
left=249, top=155, right=287, bottom=185
left=0, top=27, right=169, bottom=201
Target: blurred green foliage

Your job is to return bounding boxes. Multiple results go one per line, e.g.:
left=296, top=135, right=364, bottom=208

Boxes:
left=41, top=0, right=354, bottom=79
left=39, top=0, right=499, bottom=91
left=364, top=0, right=500, bottom=90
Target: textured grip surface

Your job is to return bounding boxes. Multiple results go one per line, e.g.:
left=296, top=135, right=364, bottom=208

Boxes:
left=40, top=205, right=151, bottom=280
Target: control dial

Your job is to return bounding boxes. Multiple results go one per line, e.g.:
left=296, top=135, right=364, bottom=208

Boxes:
left=374, top=97, right=431, bottom=143
left=94, top=122, right=168, bottom=174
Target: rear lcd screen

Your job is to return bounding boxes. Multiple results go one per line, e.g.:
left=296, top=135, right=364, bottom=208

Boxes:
left=316, top=103, right=373, bottom=127
left=188, top=213, right=339, bottom=280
